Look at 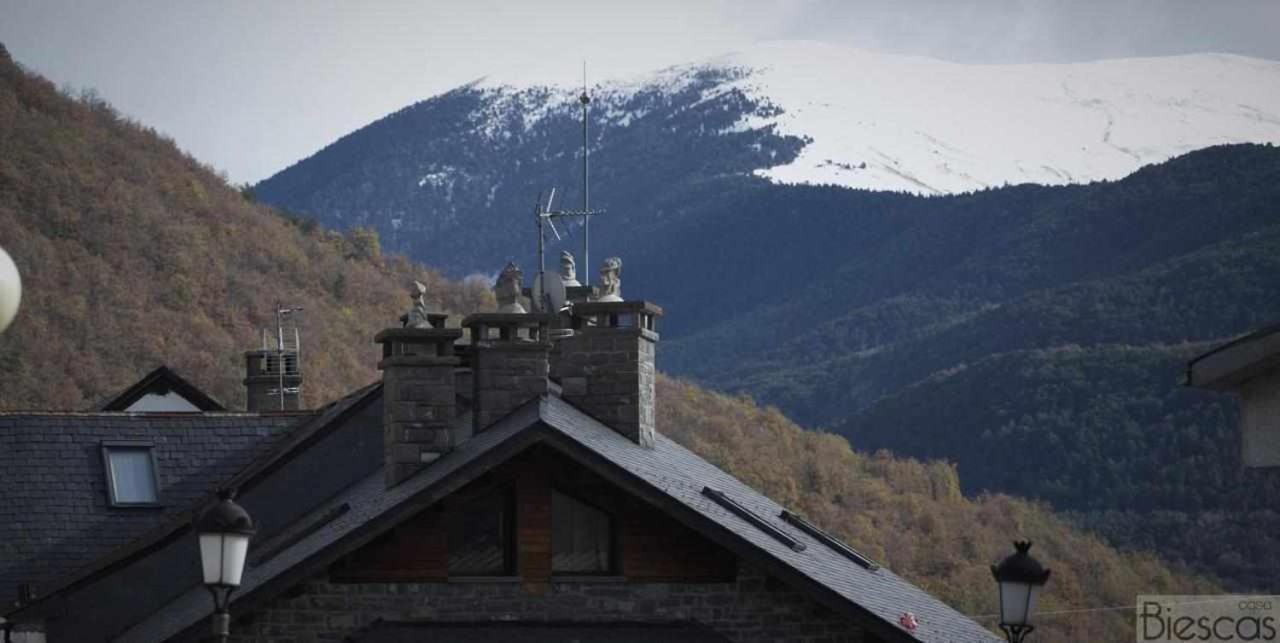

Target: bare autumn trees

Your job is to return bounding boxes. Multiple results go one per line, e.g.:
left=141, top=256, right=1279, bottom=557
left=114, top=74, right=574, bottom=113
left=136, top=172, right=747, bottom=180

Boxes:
left=0, top=54, right=493, bottom=410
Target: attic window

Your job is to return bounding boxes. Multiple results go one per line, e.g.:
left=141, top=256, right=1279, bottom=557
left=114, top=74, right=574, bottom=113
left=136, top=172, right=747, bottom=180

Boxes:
left=552, top=490, right=615, bottom=574
left=101, top=441, right=160, bottom=507
left=702, top=487, right=805, bottom=552
left=448, top=487, right=514, bottom=576
left=779, top=510, right=879, bottom=570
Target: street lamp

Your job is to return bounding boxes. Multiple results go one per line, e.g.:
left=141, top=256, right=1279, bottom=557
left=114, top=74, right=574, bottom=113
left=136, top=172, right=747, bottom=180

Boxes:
left=991, top=540, right=1051, bottom=643
left=196, top=490, right=255, bottom=643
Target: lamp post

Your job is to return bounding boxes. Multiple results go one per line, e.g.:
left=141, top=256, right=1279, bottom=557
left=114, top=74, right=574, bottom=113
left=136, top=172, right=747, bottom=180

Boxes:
left=196, top=490, right=255, bottom=643
left=991, top=540, right=1051, bottom=643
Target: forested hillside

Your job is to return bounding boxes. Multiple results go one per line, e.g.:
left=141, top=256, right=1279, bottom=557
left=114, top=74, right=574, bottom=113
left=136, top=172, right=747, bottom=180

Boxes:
left=0, top=46, right=492, bottom=409
left=0, top=46, right=1221, bottom=643
left=658, top=376, right=1216, bottom=643
left=637, top=146, right=1280, bottom=589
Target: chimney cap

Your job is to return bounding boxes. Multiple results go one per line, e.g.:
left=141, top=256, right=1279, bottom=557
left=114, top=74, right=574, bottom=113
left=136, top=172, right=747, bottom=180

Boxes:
left=461, top=312, right=557, bottom=327
left=374, top=327, right=464, bottom=343
left=572, top=301, right=663, bottom=317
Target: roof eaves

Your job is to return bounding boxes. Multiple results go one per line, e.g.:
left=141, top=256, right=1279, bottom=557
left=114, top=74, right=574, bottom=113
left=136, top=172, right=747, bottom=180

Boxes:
left=1187, top=321, right=1280, bottom=390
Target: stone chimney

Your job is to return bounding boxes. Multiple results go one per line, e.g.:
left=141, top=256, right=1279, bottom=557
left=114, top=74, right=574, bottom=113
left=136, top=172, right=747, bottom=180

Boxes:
left=553, top=300, right=662, bottom=447
left=462, top=313, right=554, bottom=434
left=375, top=312, right=463, bottom=488
left=244, top=349, right=302, bottom=412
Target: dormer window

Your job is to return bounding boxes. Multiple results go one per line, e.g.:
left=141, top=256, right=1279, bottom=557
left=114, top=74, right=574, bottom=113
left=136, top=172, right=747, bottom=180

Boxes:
left=552, top=489, right=614, bottom=574
left=102, top=441, right=160, bottom=507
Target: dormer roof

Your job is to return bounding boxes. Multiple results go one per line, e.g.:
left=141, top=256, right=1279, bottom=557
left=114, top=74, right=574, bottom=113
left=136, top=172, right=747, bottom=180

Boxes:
left=97, top=365, right=226, bottom=412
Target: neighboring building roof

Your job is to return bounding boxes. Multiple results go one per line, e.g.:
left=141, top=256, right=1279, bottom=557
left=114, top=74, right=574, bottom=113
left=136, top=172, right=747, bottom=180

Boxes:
left=96, top=366, right=227, bottom=412
left=117, top=395, right=999, bottom=643
left=0, top=412, right=300, bottom=609
left=353, top=620, right=732, bottom=642
left=1187, top=321, right=1280, bottom=390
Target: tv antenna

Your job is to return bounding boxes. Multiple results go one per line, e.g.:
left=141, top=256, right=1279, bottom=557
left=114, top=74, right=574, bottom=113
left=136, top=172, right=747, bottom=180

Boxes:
left=260, top=302, right=303, bottom=410
left=531, top=61, right=605, bottom=307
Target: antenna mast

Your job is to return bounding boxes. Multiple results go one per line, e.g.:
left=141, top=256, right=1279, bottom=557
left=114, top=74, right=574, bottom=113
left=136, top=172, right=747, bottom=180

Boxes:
left=531, top=62, right=604, bottom=305
left=580, top=60, right=591, bottom=285
left=267, top=302, right=303, bottom=411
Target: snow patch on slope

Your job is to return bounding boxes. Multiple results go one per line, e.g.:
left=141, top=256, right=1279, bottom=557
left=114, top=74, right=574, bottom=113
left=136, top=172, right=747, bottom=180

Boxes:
left=468, top=41, right=1280, bottom=194
left=716, top=42, right=1280, bottom=193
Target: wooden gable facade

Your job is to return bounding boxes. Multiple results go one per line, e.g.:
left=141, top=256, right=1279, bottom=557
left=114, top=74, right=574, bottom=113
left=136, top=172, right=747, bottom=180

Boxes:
left=331, top=445, right=737, bottom=585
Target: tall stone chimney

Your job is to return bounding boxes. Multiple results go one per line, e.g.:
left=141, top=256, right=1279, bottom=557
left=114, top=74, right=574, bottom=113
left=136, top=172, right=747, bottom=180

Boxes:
left=553, top=301, right=662, bottom=447
left=375, top=316, right=464, bottom=488
left=244, top=349, right=302, bottom=412
left=462, top=313, right=554, bottom=434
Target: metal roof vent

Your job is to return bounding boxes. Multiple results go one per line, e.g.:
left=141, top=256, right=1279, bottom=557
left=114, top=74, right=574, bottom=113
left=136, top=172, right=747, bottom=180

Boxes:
left=702, top=487, right=805, bottom=552
left=779, top=510, right=880, bottom=571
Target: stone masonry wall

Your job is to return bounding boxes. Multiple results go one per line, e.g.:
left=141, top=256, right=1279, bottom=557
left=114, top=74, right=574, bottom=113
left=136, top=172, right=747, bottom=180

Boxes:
left=472, top=343, right=550, bottom=434
left=229, top=565, right=868, bottom=643
left=555, top=328, right=657, bottom=448
left=380, top=355, right=458, bottom=486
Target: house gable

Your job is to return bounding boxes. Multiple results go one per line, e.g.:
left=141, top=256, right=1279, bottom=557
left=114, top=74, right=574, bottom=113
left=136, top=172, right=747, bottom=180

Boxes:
left=330, top=444, right=737, bottom=584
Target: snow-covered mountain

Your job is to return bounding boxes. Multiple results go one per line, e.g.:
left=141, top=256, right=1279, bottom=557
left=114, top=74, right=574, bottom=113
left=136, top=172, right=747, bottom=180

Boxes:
left=479, top=41, right=1280, bottom=195
left=255, top=41, right=1280, bottom=275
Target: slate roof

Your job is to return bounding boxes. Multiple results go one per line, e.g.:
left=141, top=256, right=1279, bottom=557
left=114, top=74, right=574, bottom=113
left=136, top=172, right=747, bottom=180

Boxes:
left=118, top=395, right=999, bottom=643
left=0, top=412, right=301, bottom=608
left=96, top=365, right=226, bottom=411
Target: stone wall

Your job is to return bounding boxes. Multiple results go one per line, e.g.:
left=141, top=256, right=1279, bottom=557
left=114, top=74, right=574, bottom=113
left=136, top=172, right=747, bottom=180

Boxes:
left=555, top=327, right=657, bottom=448
left=472, top=342, right=550, bottom=434
left=229, top=565, right=869, bottom=643
left=1241, top=370, right=1280, bottom=467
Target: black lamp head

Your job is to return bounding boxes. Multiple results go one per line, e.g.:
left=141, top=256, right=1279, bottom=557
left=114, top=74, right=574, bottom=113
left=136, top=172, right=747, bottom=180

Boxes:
left=991, top=540, right=1051, bottom=585
left=196, top=489, right=256, bottom=536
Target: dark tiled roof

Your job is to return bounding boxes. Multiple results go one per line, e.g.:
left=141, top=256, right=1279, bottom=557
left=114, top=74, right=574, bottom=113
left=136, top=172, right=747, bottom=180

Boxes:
left=353, top=620, right=731, bottom=642
left=0, top=412, right=300, bottom=607
left=539, top=398, right=999, bottom=643
left=96, top=365, right=226, bottom=411
left=119, top=396, right=997, bottom=643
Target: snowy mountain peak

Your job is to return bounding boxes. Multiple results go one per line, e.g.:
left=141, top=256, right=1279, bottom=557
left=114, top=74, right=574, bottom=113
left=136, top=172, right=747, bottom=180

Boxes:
left=478, top=41, right=1280, bottom=194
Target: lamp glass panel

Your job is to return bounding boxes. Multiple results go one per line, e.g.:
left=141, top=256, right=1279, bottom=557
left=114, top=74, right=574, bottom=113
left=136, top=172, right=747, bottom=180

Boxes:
left=999, top=580, right=1033, bottom=625
left=199, top=533, right=224, bottom=584
left=1026, top=584, right=1042, bottom=624
left=220, top=533, right=251, bottom=586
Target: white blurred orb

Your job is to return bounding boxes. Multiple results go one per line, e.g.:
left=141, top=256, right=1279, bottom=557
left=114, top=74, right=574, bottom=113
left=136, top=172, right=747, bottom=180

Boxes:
left=0, top=245, right=20, bottom=333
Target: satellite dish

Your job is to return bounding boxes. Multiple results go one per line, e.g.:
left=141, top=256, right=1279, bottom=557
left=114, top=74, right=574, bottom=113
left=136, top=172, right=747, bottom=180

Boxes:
left=545, top=269, right=567, bottom=313
left=0, top=246, right=20, bottom=333
left=531, top=270, right=567, bottom=315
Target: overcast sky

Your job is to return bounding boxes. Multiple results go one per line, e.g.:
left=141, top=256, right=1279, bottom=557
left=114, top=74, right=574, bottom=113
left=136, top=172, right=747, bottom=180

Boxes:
left=3, top=0, right=1277, bottom=184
